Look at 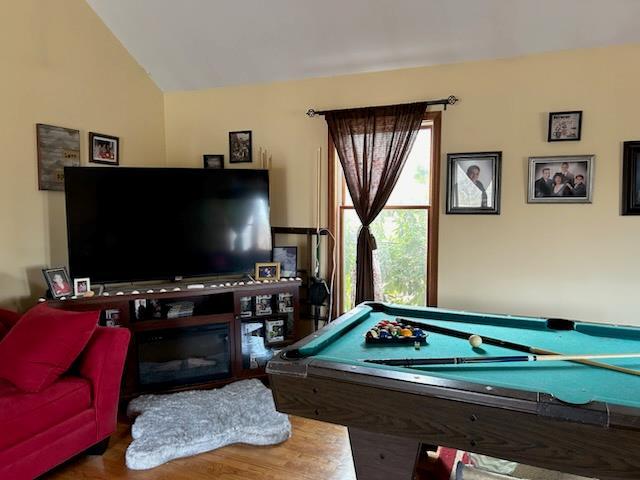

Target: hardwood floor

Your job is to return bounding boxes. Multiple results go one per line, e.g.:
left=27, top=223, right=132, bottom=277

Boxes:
left=45, top=416, right=356, bottom=480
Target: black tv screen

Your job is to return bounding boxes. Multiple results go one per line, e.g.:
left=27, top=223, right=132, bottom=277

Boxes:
left=64, top=167, right=271, bottom=283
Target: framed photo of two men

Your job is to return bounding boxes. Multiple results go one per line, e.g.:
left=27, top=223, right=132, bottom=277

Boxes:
left=528, top=155, right=594, bottom=203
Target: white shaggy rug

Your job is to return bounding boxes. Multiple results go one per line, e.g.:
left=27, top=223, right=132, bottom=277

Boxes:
left=125, top=379, right=291, bottom=470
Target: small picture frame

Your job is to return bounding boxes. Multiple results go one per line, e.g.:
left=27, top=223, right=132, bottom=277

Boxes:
left=203, top=154, right=224, bottom=169
left=622, top=141, right=640, bottom=215
left=528, top=155, right=594, bottom=203
left=273, top=246, right=297, bottom=277
left=229, top=130, right=252, bottom=163
left=255, top=295, right=273, bottom=316
left=446, top=152, right=501, bottom=214
left=548, top=111, right=582, bottom=142
left=42, top=267, right=73, bottom=299
left=255, top=262, right=280, bottom=281
left=89, top=132, right=119, bottom=165
left=73, top=277, right=91, bottom=297
left=265, top=319, right=285, bottom=345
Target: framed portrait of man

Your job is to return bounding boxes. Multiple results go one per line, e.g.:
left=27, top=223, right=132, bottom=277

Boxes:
left=622, top=141, right=640, bottom=215
left=528, top=155, right=594, bottom=203
left=446, top=152, right=502, bottom=214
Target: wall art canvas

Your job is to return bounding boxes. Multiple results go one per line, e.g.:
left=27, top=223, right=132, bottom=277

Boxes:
left=229, top=130, right=252, bottom=163
left=36, top=123, right=80, bottom=191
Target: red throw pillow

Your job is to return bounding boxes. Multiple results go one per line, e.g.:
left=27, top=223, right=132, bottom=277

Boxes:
left=0, top=305, right=99, bottom=392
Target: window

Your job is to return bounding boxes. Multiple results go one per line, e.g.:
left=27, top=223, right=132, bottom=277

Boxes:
left=329, top=113, right=441, bottom=314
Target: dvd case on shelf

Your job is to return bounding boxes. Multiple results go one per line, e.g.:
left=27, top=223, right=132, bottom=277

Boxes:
left=255, top=295, right=273, bottom=316
left=265, top=319, right=285, bottom=344
left=278, top=292, right=294, bottom=313
left=239, top=296, right=253, bottom=317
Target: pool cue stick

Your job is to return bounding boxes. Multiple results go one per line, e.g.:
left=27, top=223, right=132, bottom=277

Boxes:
left=396, top=317, right=640, bottom=377
left=365, top=352, right=640, bottom=368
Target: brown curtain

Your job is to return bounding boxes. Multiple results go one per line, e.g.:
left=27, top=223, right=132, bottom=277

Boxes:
left=326, top=102, right=427, bottom=304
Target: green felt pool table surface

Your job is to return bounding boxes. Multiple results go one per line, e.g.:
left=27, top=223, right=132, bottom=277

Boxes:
left=297, top=304, right=640, bottom=408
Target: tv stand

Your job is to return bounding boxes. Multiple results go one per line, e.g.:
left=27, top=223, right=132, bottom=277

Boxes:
left=46, top=279, right=301, bottom=399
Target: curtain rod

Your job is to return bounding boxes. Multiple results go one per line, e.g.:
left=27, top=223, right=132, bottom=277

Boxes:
left=305, top=95, right=459, bottom=117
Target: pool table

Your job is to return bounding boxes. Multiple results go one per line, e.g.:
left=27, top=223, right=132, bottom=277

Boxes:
left=267, top=302, right=640, bottom=480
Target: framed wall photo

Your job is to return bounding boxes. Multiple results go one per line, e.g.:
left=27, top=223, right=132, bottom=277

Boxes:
left=36, top=123, right=80, bottom=191
left=203, top=154, right=224, bottom=169
left=528, top=155, right=594, bottom=203
left=89, top=132, right=119, bottom=165
left=622, top=141, right=640, bottom=215
left=272, top=246, right=297, bottom=277
left=229, top=130, right=252, bottom=163
left=446, top=152, right=501, bottom=214
left=548, top=111, right=582, bottom=142
left=42, top=267, right=73, bottom=299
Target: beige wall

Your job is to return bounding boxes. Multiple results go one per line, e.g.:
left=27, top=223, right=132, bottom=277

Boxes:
left=0, top=1, right=166, bottom=310
left=3, top=2, right=637, bottom=326
left=165, top=44, right=640, bottom=325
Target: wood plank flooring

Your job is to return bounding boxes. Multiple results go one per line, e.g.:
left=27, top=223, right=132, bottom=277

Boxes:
left=45, top=416, right=356, bottom=480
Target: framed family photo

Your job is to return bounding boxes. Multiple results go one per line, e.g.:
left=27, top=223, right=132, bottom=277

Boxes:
left=528, top=155, right=594, bottom=203
left=203, top=154, right=224, bottom=169
left=42, top=267, right=73, bottom=299
left=229, top=130, right=252, bottom=163
left=446, top=151, right=501, bottom=214
left=89, top=132, right=119, bottom=165
left=622, top=141, right=640, bottom=215
left=548, top=111, right=582, bottom=142
left=73, top=277, right=91, bottom=297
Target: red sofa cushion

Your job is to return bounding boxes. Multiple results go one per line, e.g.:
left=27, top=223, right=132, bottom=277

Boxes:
left=0, top=305, right=99, bottom=392
left=0, top=376, right=91, bottom=450
left=0, top=309, right=20, bottom=339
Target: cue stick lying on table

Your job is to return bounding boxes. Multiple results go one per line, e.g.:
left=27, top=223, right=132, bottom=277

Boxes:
left=365, top=352, right=640, bottom=367
left=396, top=317, right=640, bottom=377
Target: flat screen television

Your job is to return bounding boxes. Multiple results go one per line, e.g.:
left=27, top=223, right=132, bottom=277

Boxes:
left=64, top=167, right=271, bottom=283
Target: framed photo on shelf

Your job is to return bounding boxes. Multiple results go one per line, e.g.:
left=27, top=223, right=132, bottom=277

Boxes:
left=73, top=277, right=91, bottom=297
left=273, top=246, right=297, bottom=277
left=203, top=154, right=224, bottom=169
left=42, top=267, right=73, bottom=299
left=265, top=319, right=285, bottom=345
left=255, top=262, right=280, bottom=281
left=89, top=132, right=119, bottom=165
left=255, top=295, right=273, bottom=316
left=528, top=155, right=594, bottom=203
left=548, top=111, right=582, bottom=142
left=446, top=151, right=501, bottom=214
left=622, top=141, right=640, bottom=215
left=229, top=130, right=252, bottom=163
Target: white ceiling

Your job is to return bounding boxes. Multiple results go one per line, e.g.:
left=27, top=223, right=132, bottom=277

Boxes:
left=87, top=0, right=640, bottom=92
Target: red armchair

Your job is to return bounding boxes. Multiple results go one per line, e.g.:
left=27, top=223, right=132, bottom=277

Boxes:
left=0, top=308, right=130, bottom=479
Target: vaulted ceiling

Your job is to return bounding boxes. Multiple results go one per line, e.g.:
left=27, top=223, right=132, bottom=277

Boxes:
left=87, top=0, right=640, bottom=92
